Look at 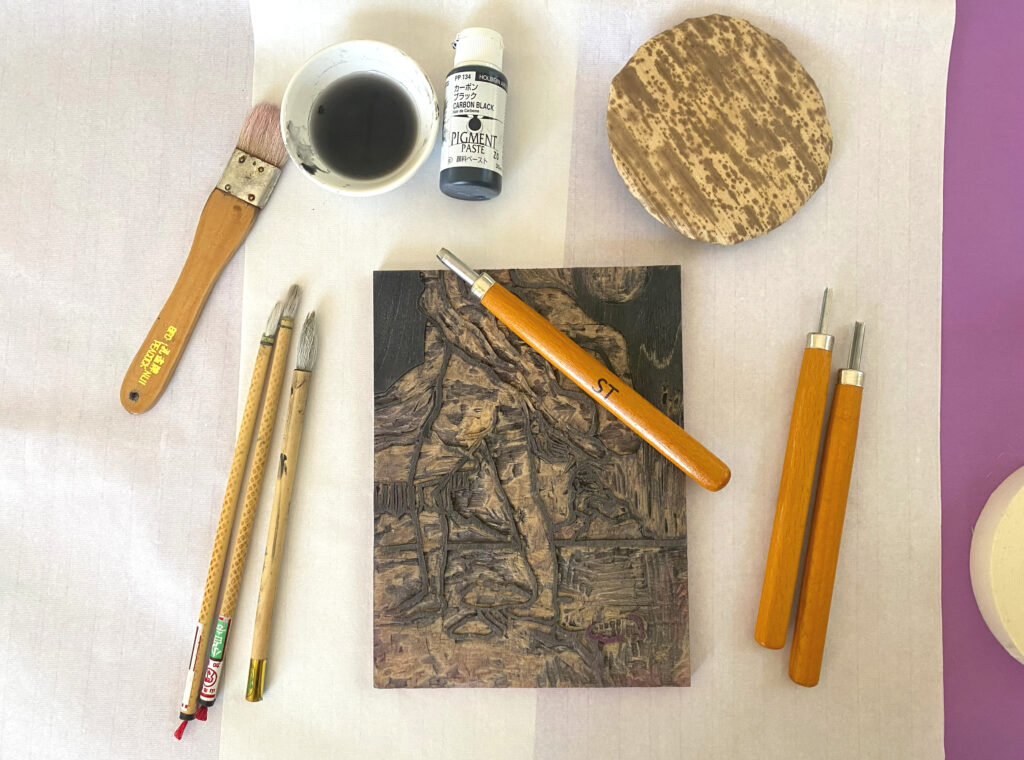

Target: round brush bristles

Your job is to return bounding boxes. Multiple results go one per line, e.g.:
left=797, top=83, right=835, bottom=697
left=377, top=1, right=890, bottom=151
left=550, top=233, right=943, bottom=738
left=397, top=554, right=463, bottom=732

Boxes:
left=283, top=284, right=301, bottom=321
left=296, top=312, right=318, bottom=372
left=237, top=103, right=288, bottom=168
left=263, top=300, right=283, bottom=338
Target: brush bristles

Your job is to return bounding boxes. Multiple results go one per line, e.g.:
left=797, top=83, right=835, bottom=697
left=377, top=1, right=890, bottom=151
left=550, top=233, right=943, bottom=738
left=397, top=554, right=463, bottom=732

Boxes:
left=263, top=300, right=283, bottom=337
left=237, top=103, right=288, bottom=167
left=296, top=312, right=318, bottom=372
left=282, top=284, right=301, bottom=320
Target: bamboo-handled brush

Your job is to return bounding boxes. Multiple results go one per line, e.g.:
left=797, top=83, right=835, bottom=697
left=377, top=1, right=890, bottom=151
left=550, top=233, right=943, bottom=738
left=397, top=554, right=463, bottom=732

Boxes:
left=789, top=322, right=865, bottom=687
left=247, top=312, right=318, bottom=702
left=195, top=286, right=300, bottom=715
left=121, top=103, right=288, bottom=414
left=755, top=288, right=834, bottom=649
left=436, top=249, right=730, bottom=492
left=173, top=298, right=282, bottom=741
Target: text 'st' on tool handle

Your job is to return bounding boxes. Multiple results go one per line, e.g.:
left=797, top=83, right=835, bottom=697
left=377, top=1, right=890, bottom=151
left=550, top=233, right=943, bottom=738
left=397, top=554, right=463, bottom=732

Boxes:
left=436, top=248, right=730, bottom=492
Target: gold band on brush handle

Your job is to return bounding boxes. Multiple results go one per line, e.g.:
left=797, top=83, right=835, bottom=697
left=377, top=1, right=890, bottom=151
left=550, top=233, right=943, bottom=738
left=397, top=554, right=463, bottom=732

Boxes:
left=246, top=659, right=267, bottom=702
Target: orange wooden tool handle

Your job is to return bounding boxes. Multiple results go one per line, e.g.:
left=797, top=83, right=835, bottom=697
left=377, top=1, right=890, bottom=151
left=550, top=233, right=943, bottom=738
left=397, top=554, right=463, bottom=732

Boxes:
left=755, top=345, right=832, bottom=648
left=480, top=283, right=730, bottom=491
left=120, top=189, right=257, bottom=414
left=789, top=382, right=862, bottom=686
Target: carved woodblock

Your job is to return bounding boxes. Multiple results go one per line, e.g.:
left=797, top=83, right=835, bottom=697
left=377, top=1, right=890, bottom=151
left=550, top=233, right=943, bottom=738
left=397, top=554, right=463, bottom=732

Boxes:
left=373, top=266, right=689, bottom=687
left=607, top=14, right=833, bottom=245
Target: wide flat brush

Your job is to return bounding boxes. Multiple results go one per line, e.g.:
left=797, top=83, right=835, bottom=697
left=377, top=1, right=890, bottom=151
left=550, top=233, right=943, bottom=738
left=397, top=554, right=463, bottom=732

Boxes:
left=121, top=103, right=288, bottom=414
left=436, top=249, right=730, bottom=492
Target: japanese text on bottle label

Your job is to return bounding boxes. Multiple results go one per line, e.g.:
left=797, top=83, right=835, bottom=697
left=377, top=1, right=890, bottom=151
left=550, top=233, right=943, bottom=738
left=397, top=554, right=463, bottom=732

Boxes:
left=441, top=71, right=507, bottom=174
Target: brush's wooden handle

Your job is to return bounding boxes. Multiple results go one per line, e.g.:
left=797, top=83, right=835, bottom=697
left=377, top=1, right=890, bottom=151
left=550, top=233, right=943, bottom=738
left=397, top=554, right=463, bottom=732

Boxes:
left=120, top=189, right=258, bottom=414
left=179, top=340, right=271, bottom=718
left=755, top=345, right=832, bottom=648
left=789, top=382, right=862, bottom=686
left=220, top=319, right=294, bottom=621
left=479, top=283, right=730, bottom=491
left=207, top=321, right=292, bottom=704
left=196, top=322, right=292, bottom=707
left=246, top=370, right=311, bottom=701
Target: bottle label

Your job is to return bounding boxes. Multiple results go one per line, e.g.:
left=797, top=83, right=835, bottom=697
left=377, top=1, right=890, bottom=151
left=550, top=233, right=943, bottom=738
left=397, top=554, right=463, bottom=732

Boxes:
left=441, top=70, right=506, bottom=175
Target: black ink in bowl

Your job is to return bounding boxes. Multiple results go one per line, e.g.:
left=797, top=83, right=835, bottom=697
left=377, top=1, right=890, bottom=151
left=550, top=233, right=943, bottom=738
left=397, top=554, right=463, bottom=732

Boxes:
left=310, top=74, right=417, bottom=179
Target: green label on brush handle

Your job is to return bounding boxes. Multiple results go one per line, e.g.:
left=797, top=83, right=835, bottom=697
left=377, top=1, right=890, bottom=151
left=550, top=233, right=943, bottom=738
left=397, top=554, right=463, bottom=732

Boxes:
left=210, top=616, right=230, bottom=659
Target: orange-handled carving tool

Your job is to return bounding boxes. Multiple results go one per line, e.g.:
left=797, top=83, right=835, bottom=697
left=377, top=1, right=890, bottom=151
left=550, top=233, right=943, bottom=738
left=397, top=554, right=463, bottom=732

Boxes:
left=437, top=249, right=730, bottom=492
left=755, top=288, right=834, bottom=649
left=789, top=322, right=865, bottom=686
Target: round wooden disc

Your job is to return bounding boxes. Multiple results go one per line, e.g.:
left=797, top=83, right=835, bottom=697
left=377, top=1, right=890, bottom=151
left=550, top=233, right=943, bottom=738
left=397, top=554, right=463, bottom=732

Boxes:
left=607, top=15, right=832, bottom=245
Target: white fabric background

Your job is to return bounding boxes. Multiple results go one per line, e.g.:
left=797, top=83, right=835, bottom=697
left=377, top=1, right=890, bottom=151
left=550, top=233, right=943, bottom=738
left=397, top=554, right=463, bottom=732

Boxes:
left=0, top=1, right=953, bottom=759
left=219, top=1, right=953, bottom=759
left=0, top=2, right=250, bottom=758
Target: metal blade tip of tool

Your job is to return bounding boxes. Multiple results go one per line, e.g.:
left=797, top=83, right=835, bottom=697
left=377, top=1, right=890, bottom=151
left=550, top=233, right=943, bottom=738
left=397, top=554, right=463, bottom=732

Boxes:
left=437, top=249, right=480, bottom=286
left=849, top=321, right=866, bottom=369
left=818, top=287, right=834, bottom=334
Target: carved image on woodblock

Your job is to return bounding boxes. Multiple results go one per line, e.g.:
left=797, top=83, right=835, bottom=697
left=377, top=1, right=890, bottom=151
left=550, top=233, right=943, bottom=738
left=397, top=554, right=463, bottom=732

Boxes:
left=373, top=266, right=689, bottom=687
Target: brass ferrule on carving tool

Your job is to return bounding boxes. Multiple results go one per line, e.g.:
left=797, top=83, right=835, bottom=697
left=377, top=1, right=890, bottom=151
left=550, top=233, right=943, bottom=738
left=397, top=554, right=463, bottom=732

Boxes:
left=216, top=148, right=282, bottom=208
left=435, top=248, right=731, bottom=492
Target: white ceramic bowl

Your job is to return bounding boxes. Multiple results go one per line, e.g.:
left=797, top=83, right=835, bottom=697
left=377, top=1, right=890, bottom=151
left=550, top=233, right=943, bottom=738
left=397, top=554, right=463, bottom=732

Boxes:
left=280, top=40, right=439, bottom=196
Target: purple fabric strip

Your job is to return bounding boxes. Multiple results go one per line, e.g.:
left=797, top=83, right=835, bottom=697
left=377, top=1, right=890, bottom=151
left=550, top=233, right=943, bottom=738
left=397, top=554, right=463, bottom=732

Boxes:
left=942, top=0, right=1024, bottom=756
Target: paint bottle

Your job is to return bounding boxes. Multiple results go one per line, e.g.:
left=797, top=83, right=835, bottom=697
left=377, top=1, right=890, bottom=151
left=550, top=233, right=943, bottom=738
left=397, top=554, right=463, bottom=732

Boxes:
left=439, top=28, right=506, bottom=201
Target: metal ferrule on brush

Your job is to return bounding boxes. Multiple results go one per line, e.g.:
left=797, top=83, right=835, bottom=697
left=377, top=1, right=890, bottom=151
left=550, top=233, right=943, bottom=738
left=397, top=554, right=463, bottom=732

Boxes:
left=437, top=248, right=495, bottom=299
left=806, top=287, right=835, bottom=351
left=217, top=148, right=281, bottom=208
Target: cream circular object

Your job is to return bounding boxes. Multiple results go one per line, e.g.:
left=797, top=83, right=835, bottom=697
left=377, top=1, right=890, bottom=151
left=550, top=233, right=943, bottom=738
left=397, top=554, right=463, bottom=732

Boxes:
left=970, top=465, right=1024, bottom=664
left=606, top=15, right=832, bottom=245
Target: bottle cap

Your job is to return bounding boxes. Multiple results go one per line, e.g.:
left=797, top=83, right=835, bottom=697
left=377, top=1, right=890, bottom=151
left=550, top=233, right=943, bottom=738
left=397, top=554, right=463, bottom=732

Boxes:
left=453, top=27, right=503, bottom=70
